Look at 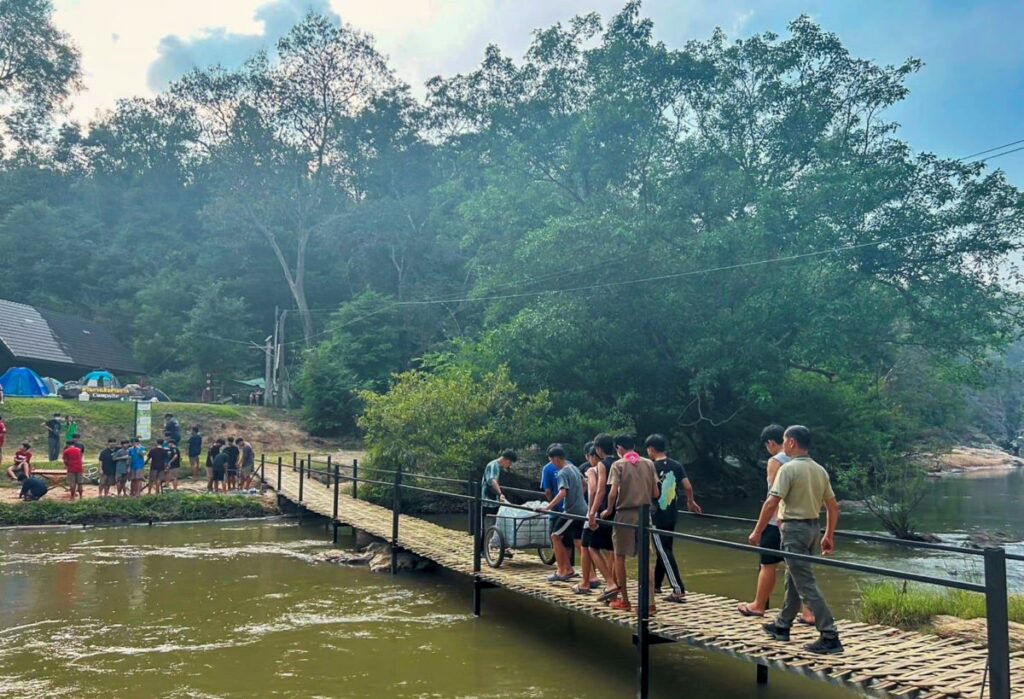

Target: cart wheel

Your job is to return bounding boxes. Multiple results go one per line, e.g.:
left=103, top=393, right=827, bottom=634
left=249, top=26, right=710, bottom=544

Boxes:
left=483, top=526, right=506, bottom=568
left=537, top=546, right=556, bottom=566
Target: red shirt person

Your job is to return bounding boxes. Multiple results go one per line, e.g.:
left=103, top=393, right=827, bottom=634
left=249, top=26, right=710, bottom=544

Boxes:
left=62, top=441, right=84, bottom=500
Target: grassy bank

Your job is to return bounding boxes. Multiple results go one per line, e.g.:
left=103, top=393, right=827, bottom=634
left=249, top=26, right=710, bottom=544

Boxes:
left=859, top=582, right=1024, bottom=628
left=0, top=492, right=278, bottom=526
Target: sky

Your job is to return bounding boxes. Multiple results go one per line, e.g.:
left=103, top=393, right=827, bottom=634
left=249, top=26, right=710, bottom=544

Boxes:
left=51, top=0, right=1024, bottom=184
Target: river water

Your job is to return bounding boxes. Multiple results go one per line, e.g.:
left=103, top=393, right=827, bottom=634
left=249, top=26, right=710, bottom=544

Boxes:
left=0, top=470, right=1019, bottom=698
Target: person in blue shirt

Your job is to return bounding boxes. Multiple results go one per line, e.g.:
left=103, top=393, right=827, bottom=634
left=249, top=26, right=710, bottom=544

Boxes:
left=128, top=438, right=147, bottom=497
left=542, top=444, right=577, bottom=568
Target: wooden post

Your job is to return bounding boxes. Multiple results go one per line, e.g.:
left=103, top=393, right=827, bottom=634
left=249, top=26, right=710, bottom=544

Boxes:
left=390, top=463, right=402, bottom=574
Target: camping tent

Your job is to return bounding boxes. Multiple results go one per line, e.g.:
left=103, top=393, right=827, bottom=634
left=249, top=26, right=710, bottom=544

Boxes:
left=41, top=377, right=63, bottom=395
left=0, top=366, right=51, bottom=397
left=80, top=370, right=121, bottom=388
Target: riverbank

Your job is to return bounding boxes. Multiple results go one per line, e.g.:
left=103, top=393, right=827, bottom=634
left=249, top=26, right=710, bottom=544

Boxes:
left=859, top=582, right=1024, bottom=648
left=0, top=491, right=278, bottom=526
left=926, top=446, right=1024, bottom=475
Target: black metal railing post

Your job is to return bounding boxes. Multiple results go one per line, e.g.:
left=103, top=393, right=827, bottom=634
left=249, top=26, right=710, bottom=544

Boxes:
left=472, top=485, right=483, bottom=616
left=390, top=463, right=403, bottom=575
left=352, top=458, right=359, bottom=500
left=306, top=453, right=312, bottom=480
left=636, top=504, right=652, bottom=699
left=332, top=458, right=340, bottom=545
left=298, top=459, right=304, bottom=502
left=984, top=547, right=1011, bottom=699
left=276, top=456, right=282, bottom=491
left=259, top=454, right=265, bottom=484
left=467, top=477, right=475, bottom=534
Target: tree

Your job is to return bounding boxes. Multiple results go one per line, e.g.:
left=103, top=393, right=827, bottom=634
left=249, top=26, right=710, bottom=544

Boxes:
left=172, top=12, right=396, bottom=346
left=0, top=0, right=81, bottom=152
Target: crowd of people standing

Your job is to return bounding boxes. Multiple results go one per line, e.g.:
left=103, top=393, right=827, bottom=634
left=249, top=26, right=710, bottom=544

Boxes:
left=481, top=424, right=843, bottom=655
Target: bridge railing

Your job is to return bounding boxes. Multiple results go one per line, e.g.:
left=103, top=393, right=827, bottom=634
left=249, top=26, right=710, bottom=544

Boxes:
left=261, top=454, right=1013, bottom=699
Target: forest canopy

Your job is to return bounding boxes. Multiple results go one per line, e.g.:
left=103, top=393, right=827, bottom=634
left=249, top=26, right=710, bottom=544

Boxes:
left=2, top=1, right=1023, bottom=491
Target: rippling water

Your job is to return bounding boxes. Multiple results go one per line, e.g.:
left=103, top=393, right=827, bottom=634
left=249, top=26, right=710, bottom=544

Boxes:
left=0, top=520, right=858, bottom=699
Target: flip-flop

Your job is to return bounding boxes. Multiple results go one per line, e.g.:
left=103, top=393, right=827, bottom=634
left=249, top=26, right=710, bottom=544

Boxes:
left=597, top=587, right=621, bottom=603
left=737, top=603, right=766, bottom=617
left=571, top=583, right=593, bottom=595
left=547, top=573, right=574, bottom=583
left=588, top=580, right=603, bottom=590
left=664, top=593, right=686, bottom=604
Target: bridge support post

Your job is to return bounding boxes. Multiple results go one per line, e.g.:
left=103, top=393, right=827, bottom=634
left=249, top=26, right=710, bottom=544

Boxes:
left=331, top=458, right=339, bottom=544
left=352, top=459, right=359, bottom=500
left=292, top=452, right=296, bottom=472
left=298, top=460, right=304, bottom=502
left=259, top=454, right=265, bottom=485
left=276, top=457, right=282, bottom=491
left=636, top=504, right=652, bottom=699
left=390, top=463, right=402, bottom=575
left=473, top=488, right=484, bottom=616
left=466, top=478, right=475, bottom=535
left=756, top=663, right=768, bottom=685
left=984, top=547, right=1010, bottom=699
left=306, top=453, right=312, bottom=480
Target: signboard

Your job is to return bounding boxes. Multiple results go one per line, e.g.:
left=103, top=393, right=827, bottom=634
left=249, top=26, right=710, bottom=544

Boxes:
left=134, top=400, right=152, bottom=440
left=85, top=387, right=131, bottom=400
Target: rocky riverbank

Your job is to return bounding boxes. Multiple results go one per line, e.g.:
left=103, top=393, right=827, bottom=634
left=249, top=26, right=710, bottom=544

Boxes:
left=924, top=446, right=1024, bottom=475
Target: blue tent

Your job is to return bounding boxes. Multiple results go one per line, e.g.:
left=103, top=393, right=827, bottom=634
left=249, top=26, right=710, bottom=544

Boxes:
left=0, top=367, right=51, bottom=397
left=81, top=370, right=121, bottom=388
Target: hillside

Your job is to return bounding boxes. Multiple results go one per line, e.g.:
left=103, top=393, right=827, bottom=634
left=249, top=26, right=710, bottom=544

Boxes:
left=0, top=398, right=324, bottom=464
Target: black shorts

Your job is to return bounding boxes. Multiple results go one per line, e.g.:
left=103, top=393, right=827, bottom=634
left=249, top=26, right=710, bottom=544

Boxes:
left=759, top=524, right=784, bottom=565
left=581, top=522, right=614, bottom=551
left=212, top=468, right=225, bottom=482
left=552, top=516, right=583, bottom=544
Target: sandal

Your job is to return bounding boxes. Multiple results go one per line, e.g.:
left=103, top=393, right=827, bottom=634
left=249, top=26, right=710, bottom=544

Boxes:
left=588, top=580, right=603, bottom=590
left=737, top=603, right=766, bottom=617
left=547, top=573, right=574, bottom=583
left=609, top=599, right=632, bottom=611
left=664, top=592, right=686, bottom=604
left=571, top=583, right=593, bottom=595
left=597, top=587, right=621, bottom=603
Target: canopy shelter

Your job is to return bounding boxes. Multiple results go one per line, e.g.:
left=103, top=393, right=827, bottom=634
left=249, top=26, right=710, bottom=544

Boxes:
left=0, top=366, right=51, bottom=397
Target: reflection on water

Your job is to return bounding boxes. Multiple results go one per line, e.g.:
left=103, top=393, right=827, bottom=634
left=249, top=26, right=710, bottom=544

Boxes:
left=0, top=520, right=857, bottom=699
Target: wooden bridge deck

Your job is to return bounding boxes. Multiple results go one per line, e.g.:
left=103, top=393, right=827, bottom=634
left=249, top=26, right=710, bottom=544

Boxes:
left=270, top=467, right=1023, bottom=699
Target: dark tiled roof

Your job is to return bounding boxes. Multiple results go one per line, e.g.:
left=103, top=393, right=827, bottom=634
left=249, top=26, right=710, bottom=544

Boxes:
left=36, top=309, right=143, bottom=374
left=0, top=299, right=71, bottom=364
left=0, top=299, right=142, bottom=375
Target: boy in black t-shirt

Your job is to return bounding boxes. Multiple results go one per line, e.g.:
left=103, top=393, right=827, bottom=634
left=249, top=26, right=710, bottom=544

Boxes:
left=145, top=439, right=168, bottom=494
left=645, top=433, right=702, bottom=603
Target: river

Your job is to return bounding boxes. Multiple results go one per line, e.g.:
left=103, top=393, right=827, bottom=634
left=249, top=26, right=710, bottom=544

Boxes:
left=0, top=470, right=1019, bottom=698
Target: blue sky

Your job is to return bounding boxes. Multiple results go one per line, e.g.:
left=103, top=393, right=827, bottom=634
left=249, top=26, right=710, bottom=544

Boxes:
left=54, top=0, right=1024, bottom=184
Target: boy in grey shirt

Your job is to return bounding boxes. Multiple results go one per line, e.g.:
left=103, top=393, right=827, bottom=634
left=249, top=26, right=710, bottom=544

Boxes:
left=542, top=444, right=587, bottom=582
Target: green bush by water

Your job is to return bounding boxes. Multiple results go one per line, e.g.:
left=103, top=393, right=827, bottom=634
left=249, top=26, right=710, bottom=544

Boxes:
left=0, top=492, right=275, bottom=526
left=859, top=582, right=1024, bottom=628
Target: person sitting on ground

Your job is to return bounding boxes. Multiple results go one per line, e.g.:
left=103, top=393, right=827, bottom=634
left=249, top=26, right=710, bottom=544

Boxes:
left=601, top=434, right=660, bottom=613
left=211, top=440, right=229, bottom=493
left=98, top=438, right=118, bottom=497
left=165, top=440, right=182, bottom=491
left=541, top=444, right=587, bottom=583
left=145, top=438, right=168, bottom=495
left=7, top=442, right=32, bottom=481
left=113, top=440, right=131, bottom=496
left=738, top=424, right=814, bottom=624
left=749, top=425, right=843, bottom=655
left=17, top=472, right=48, bottom=501
left=187, top=426, right=203, bottom=479
left=645, top=433, right=702, bottom=604
left=62, top=439, right=84, bottom=501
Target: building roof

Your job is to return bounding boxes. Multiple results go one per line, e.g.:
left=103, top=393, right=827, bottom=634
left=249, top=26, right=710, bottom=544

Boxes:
left=0, top=299, right=142, bottom=375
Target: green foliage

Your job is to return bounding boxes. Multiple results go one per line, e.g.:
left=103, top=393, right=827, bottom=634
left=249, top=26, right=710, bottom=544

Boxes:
left=358, top=364, right=549, bottom=484
left=298, top=291, right=402, bottom=435
left=0, top=492, right=274, bottom=526
left=858, top=582, right=1024, bottom=628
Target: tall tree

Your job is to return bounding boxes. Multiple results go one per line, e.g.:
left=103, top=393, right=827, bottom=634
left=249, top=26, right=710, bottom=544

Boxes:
left=0, top=0, right=81, bottom=153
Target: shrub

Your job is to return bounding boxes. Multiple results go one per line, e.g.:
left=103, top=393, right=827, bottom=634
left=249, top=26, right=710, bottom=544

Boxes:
left=0, top=492, right=275, bottom=526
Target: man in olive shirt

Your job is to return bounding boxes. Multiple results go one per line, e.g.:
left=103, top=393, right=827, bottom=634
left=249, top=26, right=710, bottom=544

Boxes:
left=748, top=425, right=842, bottom=655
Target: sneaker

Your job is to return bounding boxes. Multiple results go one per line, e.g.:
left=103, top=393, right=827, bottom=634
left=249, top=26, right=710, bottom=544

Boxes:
left=804, top=636, right=844, bottom=655
left=761, top=622, right=791, bottom=642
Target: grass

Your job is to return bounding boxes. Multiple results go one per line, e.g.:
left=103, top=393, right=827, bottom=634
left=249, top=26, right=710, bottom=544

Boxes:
left=859, top=581, right=1024, bottom=628
left=0, top=492, right=277, bottom=526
